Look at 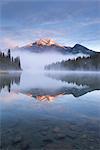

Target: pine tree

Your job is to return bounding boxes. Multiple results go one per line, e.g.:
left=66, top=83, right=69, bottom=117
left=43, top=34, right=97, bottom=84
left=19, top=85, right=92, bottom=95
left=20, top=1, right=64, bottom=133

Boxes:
left=8, top=49, right=11, bottom=59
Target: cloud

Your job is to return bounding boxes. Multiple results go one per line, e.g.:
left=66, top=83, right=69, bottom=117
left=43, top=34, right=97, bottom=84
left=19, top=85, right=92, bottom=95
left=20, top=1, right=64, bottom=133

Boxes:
left=0, top=38, right=18, bottom=49
left=80, top=18, right=100, bottom=26
left=0, top=26, right=67, bottom=48
left=32, top=28, right=66, bottom=38
left=0, top=0, right=100, bottom=51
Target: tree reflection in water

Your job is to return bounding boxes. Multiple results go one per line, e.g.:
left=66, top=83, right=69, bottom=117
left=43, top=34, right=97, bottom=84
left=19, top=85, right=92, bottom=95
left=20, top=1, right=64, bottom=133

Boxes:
left=21, top=72, right=100, bottom=101
left=0, top=73, right=21, bottom=93
left=0, top=72, right=100, bottom=101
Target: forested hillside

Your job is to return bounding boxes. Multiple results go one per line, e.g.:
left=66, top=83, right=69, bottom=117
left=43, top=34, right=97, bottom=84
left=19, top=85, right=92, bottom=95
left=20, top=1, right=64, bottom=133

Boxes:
left=0, top=49, right=22, bottom=71
left=45, top=53, right=100, bottom=71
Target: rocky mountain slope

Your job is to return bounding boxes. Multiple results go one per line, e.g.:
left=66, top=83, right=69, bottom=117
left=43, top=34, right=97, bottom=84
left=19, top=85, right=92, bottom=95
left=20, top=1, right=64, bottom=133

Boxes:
left=19, top=38, right=96, bottom=55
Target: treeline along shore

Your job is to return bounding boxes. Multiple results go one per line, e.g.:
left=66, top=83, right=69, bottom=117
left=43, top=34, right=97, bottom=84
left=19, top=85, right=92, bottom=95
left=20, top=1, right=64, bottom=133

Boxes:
left=0, top=49, right=22, bottom=72
left=45, top=53, right=100, bottom=71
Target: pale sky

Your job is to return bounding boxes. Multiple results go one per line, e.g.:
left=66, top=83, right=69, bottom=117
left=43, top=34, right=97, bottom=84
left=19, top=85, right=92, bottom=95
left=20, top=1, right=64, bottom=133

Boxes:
left=0, top=0, right=100, bottom=51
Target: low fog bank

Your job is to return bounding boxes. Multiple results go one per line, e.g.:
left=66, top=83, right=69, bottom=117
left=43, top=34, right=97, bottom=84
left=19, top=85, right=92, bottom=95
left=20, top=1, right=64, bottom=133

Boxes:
left=11, top=49, right=88, bottom=71
left=45, top=70, right=100, bottom=74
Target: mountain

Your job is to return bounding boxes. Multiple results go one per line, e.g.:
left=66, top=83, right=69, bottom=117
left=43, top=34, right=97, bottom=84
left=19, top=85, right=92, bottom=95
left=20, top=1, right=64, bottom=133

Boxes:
left=66, top=44, right=95, bottom=55
left=20, top=38, right=66, bottom=53
left=19, top=38, right=96, bottom=55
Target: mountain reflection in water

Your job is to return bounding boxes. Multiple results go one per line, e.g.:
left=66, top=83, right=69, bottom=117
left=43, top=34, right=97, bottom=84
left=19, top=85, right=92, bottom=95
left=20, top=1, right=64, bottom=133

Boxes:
left=0, top=72, right=100, bottom=101
left=45, top=72, right=100, bottom=98
left=35, top=94, right=64, bottom=101
left=21, top=72, right=100, bottom=100
left=0, top=71, right=100, bottom=149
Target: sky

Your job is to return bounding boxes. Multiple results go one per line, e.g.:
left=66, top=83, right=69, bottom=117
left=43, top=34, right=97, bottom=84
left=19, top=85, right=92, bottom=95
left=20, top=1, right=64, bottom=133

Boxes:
left=0, top=0, right=100, bottom=51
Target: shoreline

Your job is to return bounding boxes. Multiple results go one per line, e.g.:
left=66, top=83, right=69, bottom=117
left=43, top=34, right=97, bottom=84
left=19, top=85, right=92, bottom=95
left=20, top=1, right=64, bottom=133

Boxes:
left=0, top=70, right=22, bottom=74
left=44, top=70, right=100, bottom=74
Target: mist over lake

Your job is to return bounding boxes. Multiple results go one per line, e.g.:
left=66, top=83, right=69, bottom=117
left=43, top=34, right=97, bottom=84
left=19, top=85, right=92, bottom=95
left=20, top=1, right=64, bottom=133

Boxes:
left=0, top=0, right=100, bottom=149
left=0, top=68, right=100, bottom=149
left=0, top=46, right=100, bottom=150
left=0, top=44, right=100, bottom=150
left=11, top=49, right=89, bottom=71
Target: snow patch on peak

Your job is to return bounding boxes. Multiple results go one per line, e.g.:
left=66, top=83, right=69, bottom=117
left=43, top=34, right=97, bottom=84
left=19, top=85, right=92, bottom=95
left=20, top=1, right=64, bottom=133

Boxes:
left=34, top=38, right=56, bottom=46
left=33, top=38, right=64, bottom=48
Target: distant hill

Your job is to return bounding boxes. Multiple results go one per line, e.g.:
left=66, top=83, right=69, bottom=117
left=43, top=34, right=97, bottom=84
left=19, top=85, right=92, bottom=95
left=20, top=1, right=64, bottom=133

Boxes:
left=45, top=53, right=100, bottom=71
left=18, top=38, right=96, bottom=55
left=0, top=49, right=22, bottom=71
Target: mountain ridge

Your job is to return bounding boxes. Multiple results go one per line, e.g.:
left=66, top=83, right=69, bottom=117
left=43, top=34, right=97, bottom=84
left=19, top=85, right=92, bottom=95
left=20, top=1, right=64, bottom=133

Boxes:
left=18, top=38, right=96, bottom=55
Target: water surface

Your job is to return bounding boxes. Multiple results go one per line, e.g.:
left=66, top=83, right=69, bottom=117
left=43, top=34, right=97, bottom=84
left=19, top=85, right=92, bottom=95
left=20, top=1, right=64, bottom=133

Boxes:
left=0, top=71, right=100, bottom=149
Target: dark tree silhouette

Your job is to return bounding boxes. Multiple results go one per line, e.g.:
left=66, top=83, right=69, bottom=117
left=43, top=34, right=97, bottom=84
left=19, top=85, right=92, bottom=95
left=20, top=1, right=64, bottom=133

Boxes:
left=7, top=49, right=11, bottom=59
left=45, top=53, right=100, bottom=71
left=0, top=49, right=22, bottom=71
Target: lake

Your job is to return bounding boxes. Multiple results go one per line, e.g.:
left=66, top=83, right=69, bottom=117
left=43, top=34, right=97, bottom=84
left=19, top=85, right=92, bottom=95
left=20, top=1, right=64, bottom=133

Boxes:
left=0, top=71, right=100, bottom=150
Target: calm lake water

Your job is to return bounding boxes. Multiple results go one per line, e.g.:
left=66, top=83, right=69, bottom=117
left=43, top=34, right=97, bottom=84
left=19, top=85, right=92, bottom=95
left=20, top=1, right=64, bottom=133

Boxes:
left=0, top=71, right=100, bottom=150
